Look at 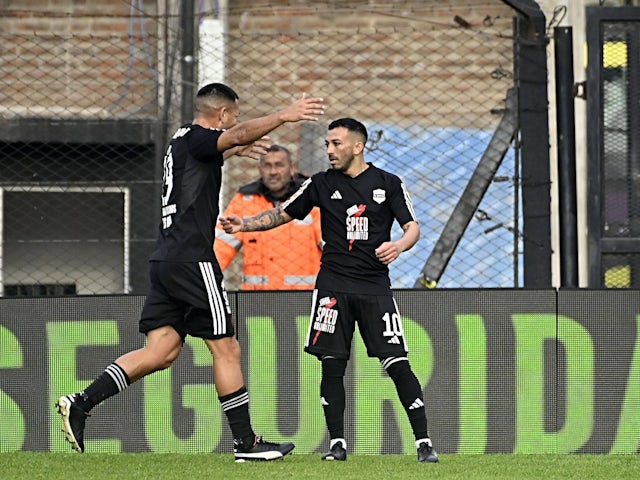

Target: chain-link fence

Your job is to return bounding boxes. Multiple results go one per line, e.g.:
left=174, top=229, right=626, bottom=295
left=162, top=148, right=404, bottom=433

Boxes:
left=599, top=20, right=640, bottom=288
left=0, top=0, right=522, bottom=295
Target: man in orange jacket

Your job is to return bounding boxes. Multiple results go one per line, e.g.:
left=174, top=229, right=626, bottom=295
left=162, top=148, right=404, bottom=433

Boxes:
left=215, top=145, right=323, bottom=290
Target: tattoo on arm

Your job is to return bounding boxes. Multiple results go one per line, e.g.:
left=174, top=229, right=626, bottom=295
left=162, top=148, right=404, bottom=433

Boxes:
left=242, top=207, right=287, bottom=232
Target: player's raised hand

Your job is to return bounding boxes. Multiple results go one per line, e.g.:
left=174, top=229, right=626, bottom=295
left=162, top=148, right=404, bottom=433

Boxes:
left=217, top=94, right=325, bottom=153
left=279, top=93, right=325, bottom=123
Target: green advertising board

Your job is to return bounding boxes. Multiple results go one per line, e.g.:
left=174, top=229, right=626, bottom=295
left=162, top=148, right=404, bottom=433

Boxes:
left=1, top=290, right=639, bottom=454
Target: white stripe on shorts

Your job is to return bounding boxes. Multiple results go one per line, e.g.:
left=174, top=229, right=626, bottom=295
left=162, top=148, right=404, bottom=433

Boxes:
left=304, top=289, right=319, bottom=348
left=199, top=262, right=227, bottom=335
left=392, top=297, right=408, bottom=352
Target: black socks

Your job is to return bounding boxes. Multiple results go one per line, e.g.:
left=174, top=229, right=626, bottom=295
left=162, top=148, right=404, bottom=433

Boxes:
left=384, top=358, right=429, bottom=440
left=75, top=363, right=130, bottom=412
left=219, top=386, right=254, bottom=445
left=320, top=357, right=348, bottom=439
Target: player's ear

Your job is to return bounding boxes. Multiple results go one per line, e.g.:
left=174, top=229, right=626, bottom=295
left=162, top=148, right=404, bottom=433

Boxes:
left=218, top=106, right=228, bottom=122
left=354, top=141, right=365, bottom=155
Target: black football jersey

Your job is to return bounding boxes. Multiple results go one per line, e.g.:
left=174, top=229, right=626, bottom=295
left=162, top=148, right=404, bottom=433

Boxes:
left=282, top=163, right=418, bottom=294
left=149, top=124, right=224, bottom=262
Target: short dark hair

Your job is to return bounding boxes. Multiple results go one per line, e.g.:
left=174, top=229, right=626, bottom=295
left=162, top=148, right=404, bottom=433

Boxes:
left=196, top=83, right=239, bottom=102
left=328, top=117, right=368, bottom=144
left=264, top=144, right=292, bottom=159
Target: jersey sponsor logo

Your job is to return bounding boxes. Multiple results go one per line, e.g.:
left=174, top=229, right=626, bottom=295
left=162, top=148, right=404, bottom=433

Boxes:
left=172, top=126, right=190, bottom=139
left=318, top=296, right=335, bottom=307
left=161, top=144, right=176, bottom=229
left=331, top=190, right=342, bottom=200
left=162, top=204, right=177, bottom=217
left=312, top=296, right=338, bottom=344
left=372, top=188, right=386, bottom=204
left=346, top=204, right=368, bottom=250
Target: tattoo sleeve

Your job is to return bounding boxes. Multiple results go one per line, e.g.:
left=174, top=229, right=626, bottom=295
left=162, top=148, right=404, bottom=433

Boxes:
left=241, top=207, right=287, bottom=232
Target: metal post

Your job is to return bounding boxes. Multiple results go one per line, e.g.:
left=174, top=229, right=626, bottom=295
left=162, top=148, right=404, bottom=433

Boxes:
left=181, top=0, right=195, bottom=124
left=554, top=26, right=579, bottom=287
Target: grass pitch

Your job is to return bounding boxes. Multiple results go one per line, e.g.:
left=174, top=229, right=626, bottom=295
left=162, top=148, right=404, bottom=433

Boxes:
left=2, top=452, right=638, bottom=479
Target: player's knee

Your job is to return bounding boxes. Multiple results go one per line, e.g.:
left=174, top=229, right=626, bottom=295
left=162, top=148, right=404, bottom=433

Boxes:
left=156, top=358, right=174, bottom=371
left=152, top=346, right=180, bottom=370
left=322, top=356, right=347, bottom=377
left=164, top=345, right=181, bottom=365
left=206, top=336, right=241, bottom=362
left=380, top=356, right=411, bottom=378
left=140, top=341, right=181, bottom=371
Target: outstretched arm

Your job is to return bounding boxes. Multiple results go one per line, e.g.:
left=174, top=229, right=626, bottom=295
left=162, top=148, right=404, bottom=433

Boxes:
left=374, top=221, right=420, bottom=265
left=223, top=136, right=271, bottom=161
left=219, top=206, right=294, bottom=233
left=217, top=94, right=324, bottom=152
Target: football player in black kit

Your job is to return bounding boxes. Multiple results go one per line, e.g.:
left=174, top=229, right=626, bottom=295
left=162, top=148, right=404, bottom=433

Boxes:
left=55, top=83, right=324, bottom=461
left=220, top=117, right=438, bottom=463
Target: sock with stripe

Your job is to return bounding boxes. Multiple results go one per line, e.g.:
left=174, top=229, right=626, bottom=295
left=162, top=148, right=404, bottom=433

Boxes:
left=74, top=362, right=131, bottom=413
left=219, top=386, right=255, bottom=446
left=384, top=358, right=429, bottom=440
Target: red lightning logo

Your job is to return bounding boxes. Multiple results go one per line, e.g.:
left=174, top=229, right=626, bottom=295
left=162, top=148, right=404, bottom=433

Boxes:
left=312, top=297, right=337, bottom=345
left=348, top=204, right=367, bottom=251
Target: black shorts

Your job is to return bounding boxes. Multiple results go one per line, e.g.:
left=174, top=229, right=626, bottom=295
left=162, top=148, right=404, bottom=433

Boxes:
left=139, top=261, right=234, bottom=340
left=304, top=289, right=408, bottom=359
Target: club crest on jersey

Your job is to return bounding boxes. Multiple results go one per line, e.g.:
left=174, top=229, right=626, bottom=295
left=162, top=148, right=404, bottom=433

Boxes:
left=372, top=188, right=386, bottom=204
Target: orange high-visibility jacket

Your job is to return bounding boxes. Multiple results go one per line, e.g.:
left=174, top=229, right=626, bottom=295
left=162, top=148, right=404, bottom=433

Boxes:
left=215, top=176, right=322, bottom=290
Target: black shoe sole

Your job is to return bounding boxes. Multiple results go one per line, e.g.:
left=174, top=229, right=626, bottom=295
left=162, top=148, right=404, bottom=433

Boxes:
left=234, top=443, right=295, bottom=462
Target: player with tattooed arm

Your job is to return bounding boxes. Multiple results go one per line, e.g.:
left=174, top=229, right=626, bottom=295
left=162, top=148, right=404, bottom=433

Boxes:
left=220, top=117, right=438, bottom=463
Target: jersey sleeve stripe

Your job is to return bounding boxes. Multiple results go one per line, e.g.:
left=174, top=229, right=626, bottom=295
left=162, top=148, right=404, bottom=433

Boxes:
left=282, top=177, right=312, bottom=210
left=400, top=182, right=418, bottom=223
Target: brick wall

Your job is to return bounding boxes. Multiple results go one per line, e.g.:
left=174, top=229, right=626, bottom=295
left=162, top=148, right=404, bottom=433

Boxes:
left=225, top=0, right=513, bottom=127
left=1, top=0, right=514, bottom=122
left=0, top=0, right=158, bottom=119
left=217, top=1, right=515, bottom=200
